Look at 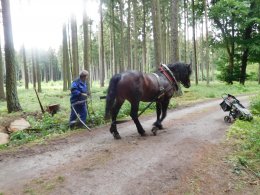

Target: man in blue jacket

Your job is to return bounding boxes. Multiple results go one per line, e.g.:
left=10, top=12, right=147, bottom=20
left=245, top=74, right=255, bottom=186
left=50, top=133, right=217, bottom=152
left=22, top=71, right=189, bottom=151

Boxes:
left=69, top=70, right=89, bottom=128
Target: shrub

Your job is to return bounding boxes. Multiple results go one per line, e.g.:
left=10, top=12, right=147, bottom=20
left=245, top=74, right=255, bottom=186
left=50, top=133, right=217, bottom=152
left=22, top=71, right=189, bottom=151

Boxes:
left=250, top=94, right=260, bottom=115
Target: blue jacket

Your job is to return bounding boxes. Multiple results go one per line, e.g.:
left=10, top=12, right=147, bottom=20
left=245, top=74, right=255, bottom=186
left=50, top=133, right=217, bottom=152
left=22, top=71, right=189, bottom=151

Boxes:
left=70, top=78, right=88, bottom=104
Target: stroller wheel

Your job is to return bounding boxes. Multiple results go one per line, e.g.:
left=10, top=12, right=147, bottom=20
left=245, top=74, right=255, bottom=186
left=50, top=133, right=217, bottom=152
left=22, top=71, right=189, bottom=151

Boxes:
left=224, top=116, right=232, bottom=123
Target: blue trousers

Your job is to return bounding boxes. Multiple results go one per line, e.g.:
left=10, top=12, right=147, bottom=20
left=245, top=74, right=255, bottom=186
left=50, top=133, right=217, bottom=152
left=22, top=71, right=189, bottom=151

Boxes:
left=70, top=103, right=87, bottom=124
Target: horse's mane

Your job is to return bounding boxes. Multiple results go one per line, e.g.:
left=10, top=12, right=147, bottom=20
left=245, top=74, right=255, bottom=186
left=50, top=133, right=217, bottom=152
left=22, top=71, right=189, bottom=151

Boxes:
left=167, top=62, right=192, bottom=75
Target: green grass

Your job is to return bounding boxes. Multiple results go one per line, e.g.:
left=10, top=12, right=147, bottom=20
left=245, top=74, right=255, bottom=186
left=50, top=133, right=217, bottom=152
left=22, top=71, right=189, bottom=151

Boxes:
left=182, top=81, right=258, bottom=99
left=0, top=80, right=259, bottom=149
left=227, top=93, right=260, bottom=178
left=23, top=176, right=65, bottom=195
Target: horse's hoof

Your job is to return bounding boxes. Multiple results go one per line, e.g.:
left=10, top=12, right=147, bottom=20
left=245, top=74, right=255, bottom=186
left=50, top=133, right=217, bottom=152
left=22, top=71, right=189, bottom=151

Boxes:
left=151, top=126, right=159, bottom=136
left=139, top=131, right=147, bottom=137
left=157, top=124, right=163, bottom=130
left=153, top=122, right=163, bottom=130
left=113, top=133, right=121, bottom=140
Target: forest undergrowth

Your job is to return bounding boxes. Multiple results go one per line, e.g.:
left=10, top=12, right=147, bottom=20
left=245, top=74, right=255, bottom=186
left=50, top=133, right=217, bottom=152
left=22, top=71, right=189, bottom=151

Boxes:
left=227, top=93, right=260, bottom=181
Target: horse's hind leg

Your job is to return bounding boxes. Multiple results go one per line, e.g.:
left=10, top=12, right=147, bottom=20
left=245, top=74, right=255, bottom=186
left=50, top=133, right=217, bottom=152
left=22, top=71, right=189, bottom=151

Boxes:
left=110, top=99, right=124, bottom=139
left=130, top=101, right=146, bottom=136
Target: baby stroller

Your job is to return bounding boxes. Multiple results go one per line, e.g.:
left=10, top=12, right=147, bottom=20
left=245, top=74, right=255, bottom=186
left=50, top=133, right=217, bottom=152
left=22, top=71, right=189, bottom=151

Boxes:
left=220, top=94, right=253, bottom=123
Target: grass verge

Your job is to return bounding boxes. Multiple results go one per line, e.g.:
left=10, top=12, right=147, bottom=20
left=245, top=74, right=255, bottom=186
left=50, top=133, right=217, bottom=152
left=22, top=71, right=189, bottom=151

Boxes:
left=227, top=93, right=260, bottom=179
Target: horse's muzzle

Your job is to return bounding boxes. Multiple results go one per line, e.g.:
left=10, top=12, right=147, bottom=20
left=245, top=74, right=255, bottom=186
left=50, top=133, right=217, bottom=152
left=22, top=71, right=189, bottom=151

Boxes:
left=184, top=83, right=191, bottom=88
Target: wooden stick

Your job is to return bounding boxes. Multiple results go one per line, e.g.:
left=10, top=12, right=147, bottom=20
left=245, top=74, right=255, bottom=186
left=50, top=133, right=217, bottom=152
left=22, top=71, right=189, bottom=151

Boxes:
left=34, top=88, right=45, bottom=114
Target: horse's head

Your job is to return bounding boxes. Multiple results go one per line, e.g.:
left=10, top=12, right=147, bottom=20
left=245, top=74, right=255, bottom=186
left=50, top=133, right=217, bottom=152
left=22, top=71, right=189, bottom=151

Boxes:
left=168, top=62, right=192, bottom=88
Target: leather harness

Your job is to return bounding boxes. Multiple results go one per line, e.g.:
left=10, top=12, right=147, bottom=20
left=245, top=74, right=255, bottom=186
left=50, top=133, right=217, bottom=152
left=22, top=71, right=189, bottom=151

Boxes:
left=160, top=64, right=178, bottom=85
left=152, top=64, right=179, bottom=100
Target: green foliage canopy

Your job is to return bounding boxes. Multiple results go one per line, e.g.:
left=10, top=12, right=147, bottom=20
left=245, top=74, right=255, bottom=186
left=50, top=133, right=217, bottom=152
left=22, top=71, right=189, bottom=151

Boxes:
left=209, top=0, right=260, bottom=83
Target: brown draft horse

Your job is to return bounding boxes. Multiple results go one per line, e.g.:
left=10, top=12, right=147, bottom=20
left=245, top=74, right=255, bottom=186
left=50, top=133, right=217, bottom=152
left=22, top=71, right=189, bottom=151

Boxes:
left=105, top=62, right=192, bottom=139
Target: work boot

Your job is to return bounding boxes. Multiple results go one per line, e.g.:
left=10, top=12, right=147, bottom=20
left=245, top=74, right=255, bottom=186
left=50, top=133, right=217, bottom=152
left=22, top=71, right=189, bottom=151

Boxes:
left=76, top=123, right=85, bottom=129
left=69, top=121, right=77, bottom=129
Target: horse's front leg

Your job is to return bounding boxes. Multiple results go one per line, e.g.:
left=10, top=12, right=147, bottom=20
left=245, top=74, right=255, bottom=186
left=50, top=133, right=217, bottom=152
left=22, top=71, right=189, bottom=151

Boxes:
left=159, top=99, right=170, bottom=124
left=130, top=101, right=146, bottom=136
left=152, top=99, right=170, bottom=135
left=110, top=99, right=124, bottom=139
left=153, top=102, right=163, bottom=129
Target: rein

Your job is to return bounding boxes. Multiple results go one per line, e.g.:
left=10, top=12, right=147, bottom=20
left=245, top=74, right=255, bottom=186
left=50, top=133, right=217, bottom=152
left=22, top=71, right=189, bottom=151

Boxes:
left=71, top=102, right=91, bottom=131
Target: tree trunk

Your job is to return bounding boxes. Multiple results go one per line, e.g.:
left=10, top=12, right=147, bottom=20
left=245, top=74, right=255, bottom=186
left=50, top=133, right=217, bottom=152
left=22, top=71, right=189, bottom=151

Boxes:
left=0, top=39, right=5, bottom=100
left=141, top=0, right=147, bottom=72
left=62, top=24, right=69, bottom=91
left=22, top=45, right=29, bottom=89
left=66, top=29, right=71, bottom=89
left=240, top=48, right=249, bottom=85
left=67, top=22, right=73, bottom=82
left=35, top=50, right=42, bottom=93
left=54, top=57, right=59, bottom=81
left=171, top=0, right=179, bottom=63
left=71, top=14, right=79, bottom=80
left=44, top=62, right=48, bottom=82
left=83, top=0, right=90, bottom=86
left=166, top=21, right=170, bottom=63
left=1, top=0, right=22, bottom=112
left=62, top=25, right=67, bottom=91
left=204, top=0, right=210, bottom=85
left=199, top=21, right=204, bottom=81
left=110, top=0, right=116, bottom=75
left=229, top=17, right=235, bottom=84
left=227, top=53, right=234, bottom=84
left=161, top=5, right=166, bottom=63
left=151, top=0, right=162, bottom=68
left=99, top=0, right=105, bottom=87
left=109, top=28, right=112, bottom=75
left=183, top=0, right=187, bottom=62
left=192, top=0, right=198, bottom=85
left=31, top=50, right=36, bottom=88
left=127, top=0, right=131, bottom=70
left=133, top=0, right=138, bottom=70
left=49, top=52, right=54, bottom=81
left=119, top=1, right=125, bottom=71
left=240, top=2, right=254, bottom=85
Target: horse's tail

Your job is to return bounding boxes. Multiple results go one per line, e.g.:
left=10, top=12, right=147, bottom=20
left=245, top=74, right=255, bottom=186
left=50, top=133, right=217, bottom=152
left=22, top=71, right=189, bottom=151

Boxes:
left=105, top=74, right=121, bottom=119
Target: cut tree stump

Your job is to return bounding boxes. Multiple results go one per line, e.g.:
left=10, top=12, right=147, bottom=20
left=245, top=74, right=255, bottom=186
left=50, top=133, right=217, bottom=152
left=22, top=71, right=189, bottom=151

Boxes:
left=46, top=104, right=60, bottom=116
left=8, top=118, right=31, bottom=133
left=0, top=132, right=9, bottom=145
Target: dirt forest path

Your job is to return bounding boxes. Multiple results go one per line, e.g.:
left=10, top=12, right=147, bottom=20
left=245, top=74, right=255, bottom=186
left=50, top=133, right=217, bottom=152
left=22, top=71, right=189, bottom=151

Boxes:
left=0, top=96, right=255, bottom=195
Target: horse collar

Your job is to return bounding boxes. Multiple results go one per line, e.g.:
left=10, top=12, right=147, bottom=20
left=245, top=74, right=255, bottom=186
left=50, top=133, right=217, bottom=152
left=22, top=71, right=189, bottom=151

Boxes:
left=160, top=64, right=178, bottom=86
